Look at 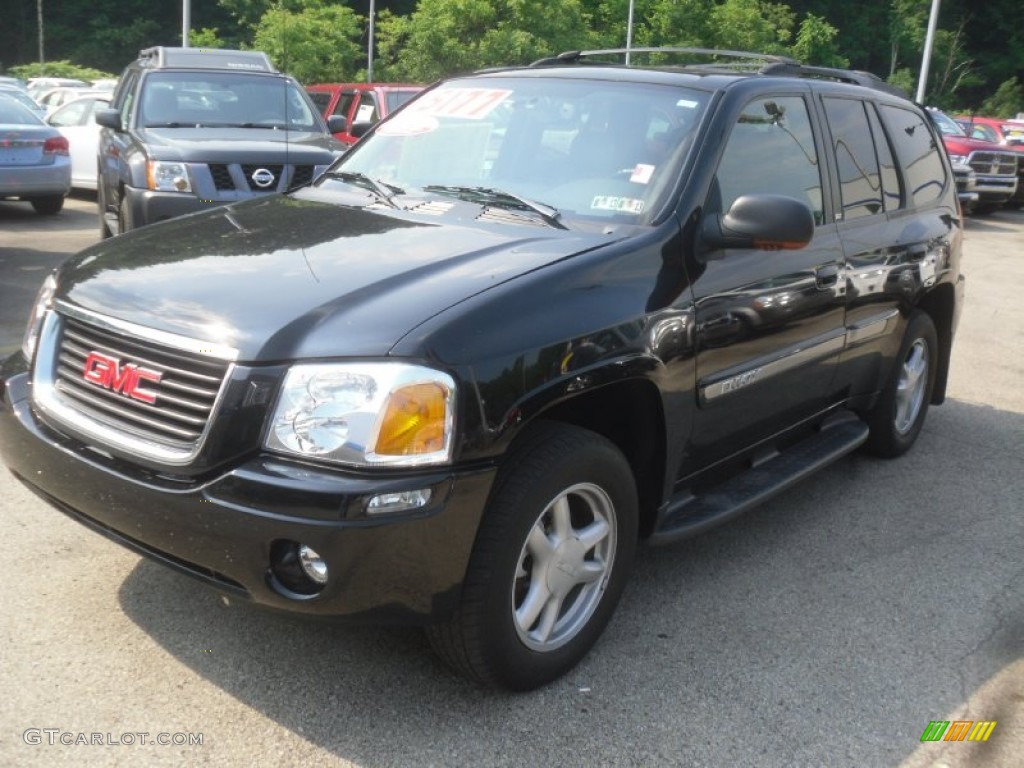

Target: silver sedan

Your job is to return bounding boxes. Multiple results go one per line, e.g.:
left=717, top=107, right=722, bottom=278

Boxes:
left=0, top=94, right=72, bottom=214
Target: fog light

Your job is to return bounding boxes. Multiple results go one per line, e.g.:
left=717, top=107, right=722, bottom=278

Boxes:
left=298, top=544, right=328, bottom=584
left=269, top=540, right=327, bottom=597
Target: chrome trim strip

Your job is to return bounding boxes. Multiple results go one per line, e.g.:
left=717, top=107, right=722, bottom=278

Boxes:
left=700, top=331, right=846, bottom=403
left=31, top=310, right=236, bottom=466
left=55, top=300, right=239, bottom=362
left=847, top=309, right=899, bottom=345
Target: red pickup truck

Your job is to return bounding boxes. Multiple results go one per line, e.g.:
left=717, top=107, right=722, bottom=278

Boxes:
left=928, top=108, right=1020, bottom=212
left=306, top=83, right=422, bottom=145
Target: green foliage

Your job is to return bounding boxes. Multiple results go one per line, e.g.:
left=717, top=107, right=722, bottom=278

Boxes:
left=980, top=78, right=1024, bottom=118
left=377, top=0, right=595, bottom=82
left=8, top=60, right=117, bottom=81
left=888, top=68, right=917, bottom=96
left=707, top=0, right=795, bottom=53
left=189, top=28, right=227, bottom=49
left=791, top=13, right=847, bottom=67
left=253, top=1, right=365, bottom=83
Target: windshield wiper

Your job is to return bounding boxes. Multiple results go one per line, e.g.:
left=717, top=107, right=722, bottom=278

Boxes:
left=324, top=171, right=403, bottom=208
left=422, top=185, right=565, bottom=229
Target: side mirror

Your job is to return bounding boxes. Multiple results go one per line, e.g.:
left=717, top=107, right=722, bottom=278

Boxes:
left=326, top=115, right=347, bottom=134
left=95, top=108, right=123, bottom=131
left=701, top=194, right=815, bottom=257
left=350, top=119, right=374, bottom=139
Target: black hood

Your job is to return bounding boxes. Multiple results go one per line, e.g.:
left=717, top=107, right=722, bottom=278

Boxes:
left=58, top=190, right=618, bottom=362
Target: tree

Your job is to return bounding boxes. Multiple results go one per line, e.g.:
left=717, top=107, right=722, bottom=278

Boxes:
left=377, top=0, right=594, bottom=83
left=791, top=12, right=847, bottom=66
left=252, top=1, right=365, bottom=83
left=979, top=77, right=1023, bottom=118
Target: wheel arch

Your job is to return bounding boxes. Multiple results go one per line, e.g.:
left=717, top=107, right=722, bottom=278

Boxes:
left=916, top=282, right=956, bottom=405
left=524, top=376, right=668, bottom=540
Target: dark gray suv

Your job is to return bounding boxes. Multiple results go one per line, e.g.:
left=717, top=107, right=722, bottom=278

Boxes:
left=95, top=47, right=344, bottom=236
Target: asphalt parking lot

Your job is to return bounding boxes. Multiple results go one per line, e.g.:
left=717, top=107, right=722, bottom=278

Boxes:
left=0, top=195, right=1021, bottom=767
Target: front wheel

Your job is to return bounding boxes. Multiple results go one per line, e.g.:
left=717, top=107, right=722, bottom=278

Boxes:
left=865, top=310, right=937, bottom=457
left=428, top=422, right=637, bottom=690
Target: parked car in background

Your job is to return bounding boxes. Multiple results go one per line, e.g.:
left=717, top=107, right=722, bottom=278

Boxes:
left=0, top=75, right=28, bottom=90
left=46, top=94, right=109, bottom=190
left=36, top=86, right=112, bottom=115
left=26, top=77, right=88, bottom=100
left=0, top=84, right=47, bottom=119
left=954, top=115, right=1024, bottom=209
left=96, top=46, right=345, bottom=235
left=955, top=114, right=1024, bottom=146
left=0, top=97, right=70, bottom=214
left=306, top=82, right=423, bottom=145
left=928, top=107, right=1020, bottom=213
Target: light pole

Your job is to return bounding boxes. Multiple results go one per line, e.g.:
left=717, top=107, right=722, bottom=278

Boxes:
left=37, top=0, right=45, bottom=75
left=625, top=0, right=635, bottom=65
left=367, top=0, right=376, bottom=83
left=916, top=0, right=941, bottom=103
left=182, top=0, right=191, bottom=47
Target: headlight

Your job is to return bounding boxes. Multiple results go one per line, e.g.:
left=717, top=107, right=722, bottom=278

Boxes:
left=947, top=154, right=968, bottom=166
left=21, top=273, right=57, bottom=362
left=264, top=363, right=456, bottom=467
left=146, top=160, right=192, bottom=192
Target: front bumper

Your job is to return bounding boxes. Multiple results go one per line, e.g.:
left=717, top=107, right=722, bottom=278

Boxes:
left=1, top=359, right=495, bottom=623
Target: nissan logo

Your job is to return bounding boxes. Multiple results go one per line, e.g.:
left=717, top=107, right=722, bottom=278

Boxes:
left=251, top=168, right=276, bottom=189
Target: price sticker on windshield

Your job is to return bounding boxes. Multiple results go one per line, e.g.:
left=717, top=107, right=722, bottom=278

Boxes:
left=407, top=88, right=512, bottom=120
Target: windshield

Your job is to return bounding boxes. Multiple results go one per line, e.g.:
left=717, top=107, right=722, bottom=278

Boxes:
left=139, top=71, right=321, bottom=130
left=330, top=76, right=709, bottom=226
left=929, top=109, right=966, bottom=138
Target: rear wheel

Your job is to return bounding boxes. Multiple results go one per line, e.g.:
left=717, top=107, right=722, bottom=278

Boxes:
left=30, top=195, right=64, bottom=215
left=427, top=422, right=637, bottom=690
left=865, top=310, right=937, bottom=457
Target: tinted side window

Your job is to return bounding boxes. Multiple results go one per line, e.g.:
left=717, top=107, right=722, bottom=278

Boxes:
left=714, top=96, right=823, bottom=225
left=114, top=71, right=138, bottom=125
left=867, top=103, right=901, bottom=210
left=879, top=104, right=948, bottom=207
left=824, top=98, right=883, bottom=219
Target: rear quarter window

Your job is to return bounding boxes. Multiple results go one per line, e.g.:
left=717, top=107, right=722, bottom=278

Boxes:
left=878, top=104, right=948, bottom=207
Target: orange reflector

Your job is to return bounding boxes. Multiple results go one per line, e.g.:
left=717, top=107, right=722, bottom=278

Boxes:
left=375, top=383, right=448, bottom=456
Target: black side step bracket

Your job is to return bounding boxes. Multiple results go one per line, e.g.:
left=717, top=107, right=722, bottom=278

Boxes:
left=649, top=412, right=869, bottom=545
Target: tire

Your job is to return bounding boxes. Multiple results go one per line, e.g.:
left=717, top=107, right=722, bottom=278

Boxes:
left=30, top=195, right=64, bottom=215
left=98, top=178, right=112, bottom=239
left=427, top=421, right=638, bottom=690
left=117, top=193, right=133, bottom=235
left=865, top=310, right=938, bottom=458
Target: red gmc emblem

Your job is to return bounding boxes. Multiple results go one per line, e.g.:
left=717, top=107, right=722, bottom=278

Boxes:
left=82, top=351, right=162, bottom=404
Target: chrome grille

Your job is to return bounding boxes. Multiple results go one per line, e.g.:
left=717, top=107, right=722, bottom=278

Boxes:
left=53, top=314, right=231, bottom=449
left=968, top=151, right=1018, bottom=176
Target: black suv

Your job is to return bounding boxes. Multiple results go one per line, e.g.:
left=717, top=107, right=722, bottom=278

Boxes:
left=95, top=47, right=343, bottom=236
left=2, top=49, right=964, bottom=690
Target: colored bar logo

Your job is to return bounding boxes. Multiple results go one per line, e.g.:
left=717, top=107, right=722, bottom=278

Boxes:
left=920, top=720, right=997, bottom=742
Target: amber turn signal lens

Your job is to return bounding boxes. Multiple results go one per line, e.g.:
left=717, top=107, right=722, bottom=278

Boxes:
left=375, top=383, right=449, bottom=456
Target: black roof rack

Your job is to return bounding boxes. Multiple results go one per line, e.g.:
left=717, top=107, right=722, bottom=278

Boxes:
left=530, top=47, right=797, bottom=68
left=529, top=47, right=908, bottom=98
left=759, top=61, right=910, bottom=98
